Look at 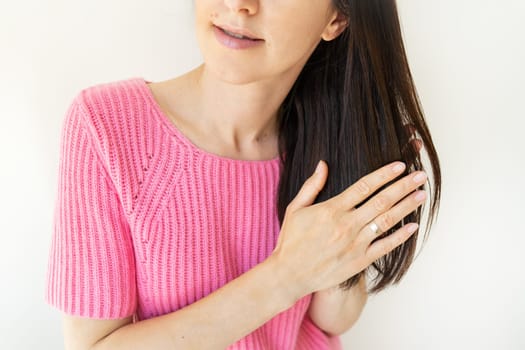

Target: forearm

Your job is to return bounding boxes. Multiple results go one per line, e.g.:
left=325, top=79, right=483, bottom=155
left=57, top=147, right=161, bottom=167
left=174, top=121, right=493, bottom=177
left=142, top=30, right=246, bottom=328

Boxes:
left=307, top=274, right=368, bottom=336
left=92, top=257, right=302, bottom=350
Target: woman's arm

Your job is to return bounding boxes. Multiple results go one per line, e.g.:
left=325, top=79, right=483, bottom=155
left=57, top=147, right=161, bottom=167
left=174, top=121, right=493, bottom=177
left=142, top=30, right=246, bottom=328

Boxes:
left=63, top=256, right=302, bottom=350
left=307, top=274, right=368, bottom=336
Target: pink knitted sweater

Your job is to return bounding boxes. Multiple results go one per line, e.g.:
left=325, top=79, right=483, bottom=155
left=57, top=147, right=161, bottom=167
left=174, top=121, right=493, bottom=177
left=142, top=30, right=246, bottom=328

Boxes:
left=44, top=77, right=342, bottom=349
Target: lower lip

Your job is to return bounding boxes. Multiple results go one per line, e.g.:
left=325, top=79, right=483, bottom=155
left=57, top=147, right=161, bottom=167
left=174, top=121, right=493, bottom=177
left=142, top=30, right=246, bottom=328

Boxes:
left=213, top=25, right=264, bottom=50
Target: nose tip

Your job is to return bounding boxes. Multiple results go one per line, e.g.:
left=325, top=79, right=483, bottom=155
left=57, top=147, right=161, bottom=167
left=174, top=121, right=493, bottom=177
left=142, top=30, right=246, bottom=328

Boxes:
left=224, top=0, right=259, bottom=16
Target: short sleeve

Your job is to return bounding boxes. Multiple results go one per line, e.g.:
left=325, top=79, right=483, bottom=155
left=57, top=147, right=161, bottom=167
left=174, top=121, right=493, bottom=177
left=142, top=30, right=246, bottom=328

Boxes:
left=44, top=95, right=137, bottom=319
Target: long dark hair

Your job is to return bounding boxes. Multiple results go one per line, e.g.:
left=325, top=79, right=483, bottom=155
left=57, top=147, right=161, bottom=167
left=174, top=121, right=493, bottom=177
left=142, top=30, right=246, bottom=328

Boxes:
left=276, top=0, right=441, bottom=294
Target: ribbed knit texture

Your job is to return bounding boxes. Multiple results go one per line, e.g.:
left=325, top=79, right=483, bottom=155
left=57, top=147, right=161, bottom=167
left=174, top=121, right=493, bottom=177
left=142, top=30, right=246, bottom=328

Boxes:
left=44, top=77, right=342, bottom=349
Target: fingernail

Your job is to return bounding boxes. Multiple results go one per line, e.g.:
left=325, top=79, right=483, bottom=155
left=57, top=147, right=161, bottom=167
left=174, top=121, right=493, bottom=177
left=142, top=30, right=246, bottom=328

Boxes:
left=413, top=172, right=427, bottom=183
left=392, top=162, right=405, bottom=173
left=406, top=223, right=419, bottom=233
left=315, top=161, right=322, bottom=173
left=415, top=191, right=427, bottom=201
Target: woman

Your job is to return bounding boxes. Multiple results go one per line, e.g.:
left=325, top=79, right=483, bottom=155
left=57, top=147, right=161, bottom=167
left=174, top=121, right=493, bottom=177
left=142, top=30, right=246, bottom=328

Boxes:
left=45, top=0, right=441, bottom=349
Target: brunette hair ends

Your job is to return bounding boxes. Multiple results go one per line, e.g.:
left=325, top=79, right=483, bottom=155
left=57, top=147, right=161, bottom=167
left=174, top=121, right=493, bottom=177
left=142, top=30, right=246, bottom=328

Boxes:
left=276, top=0, right=442, bottom=294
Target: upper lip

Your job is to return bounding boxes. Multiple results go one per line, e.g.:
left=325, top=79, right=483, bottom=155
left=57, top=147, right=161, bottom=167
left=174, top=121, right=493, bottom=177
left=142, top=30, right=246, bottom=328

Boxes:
left=215, top=23, right=263, bottom=40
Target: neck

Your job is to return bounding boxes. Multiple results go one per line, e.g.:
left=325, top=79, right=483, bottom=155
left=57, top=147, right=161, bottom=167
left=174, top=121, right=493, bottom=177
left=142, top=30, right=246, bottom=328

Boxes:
left=188, top=63, right=299, bottom=150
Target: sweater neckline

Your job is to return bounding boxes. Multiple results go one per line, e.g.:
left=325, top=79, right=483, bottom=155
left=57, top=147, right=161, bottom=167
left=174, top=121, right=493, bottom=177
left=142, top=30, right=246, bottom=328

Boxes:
left=137, top=77, right=281, bottom=165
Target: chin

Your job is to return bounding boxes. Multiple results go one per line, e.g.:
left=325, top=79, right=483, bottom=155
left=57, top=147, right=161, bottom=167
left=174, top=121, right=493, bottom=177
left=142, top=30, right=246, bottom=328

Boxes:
left=194, top=28, right=269, bottom=84
left=205, top=59, right=266, bottom=85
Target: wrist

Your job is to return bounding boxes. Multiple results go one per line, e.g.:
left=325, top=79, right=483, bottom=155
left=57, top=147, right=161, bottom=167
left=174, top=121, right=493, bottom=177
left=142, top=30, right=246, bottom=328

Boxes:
left=263, top=254, right=308, bottom=307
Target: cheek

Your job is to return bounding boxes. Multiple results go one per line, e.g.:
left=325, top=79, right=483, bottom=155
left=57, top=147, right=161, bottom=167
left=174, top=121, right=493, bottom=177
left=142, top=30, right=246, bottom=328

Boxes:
left=266, top=24, right=323, bottom=64
left=194, top=1, right=217, bottom=35
left=265, top=6, right=327, bottom=59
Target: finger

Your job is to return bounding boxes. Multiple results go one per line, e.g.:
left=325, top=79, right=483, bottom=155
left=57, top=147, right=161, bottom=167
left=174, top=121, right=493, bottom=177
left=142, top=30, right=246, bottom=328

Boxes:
left=334, top=161, right=406, bottom=210
left=286, top=160, right=329, bottom=213
left=358, top=189, right=426, bottom=245
left=365, top=222, right=419, bottom=261
left=352, top=170, right=427, bottom=229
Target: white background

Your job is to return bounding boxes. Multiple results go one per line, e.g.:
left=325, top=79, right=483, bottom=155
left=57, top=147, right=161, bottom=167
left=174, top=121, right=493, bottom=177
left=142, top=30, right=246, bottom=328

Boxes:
left=1, top=0, right=524, bottom=349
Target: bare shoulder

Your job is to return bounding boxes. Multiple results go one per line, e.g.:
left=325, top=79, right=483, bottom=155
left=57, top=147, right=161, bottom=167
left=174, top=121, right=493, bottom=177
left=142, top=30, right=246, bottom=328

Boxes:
left=62, top=314, right=133, bottom=349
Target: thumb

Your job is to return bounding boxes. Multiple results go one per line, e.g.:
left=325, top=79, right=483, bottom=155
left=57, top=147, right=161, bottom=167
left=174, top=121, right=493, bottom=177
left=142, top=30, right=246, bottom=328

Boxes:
left=287, top=160, right=328, bottom=213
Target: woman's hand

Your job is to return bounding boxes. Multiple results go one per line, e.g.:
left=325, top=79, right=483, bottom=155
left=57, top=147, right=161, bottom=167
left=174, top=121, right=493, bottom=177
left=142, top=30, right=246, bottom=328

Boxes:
left=270, top=134, right=426, bottom=302
left=305, top=126, right=424, bottom=335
